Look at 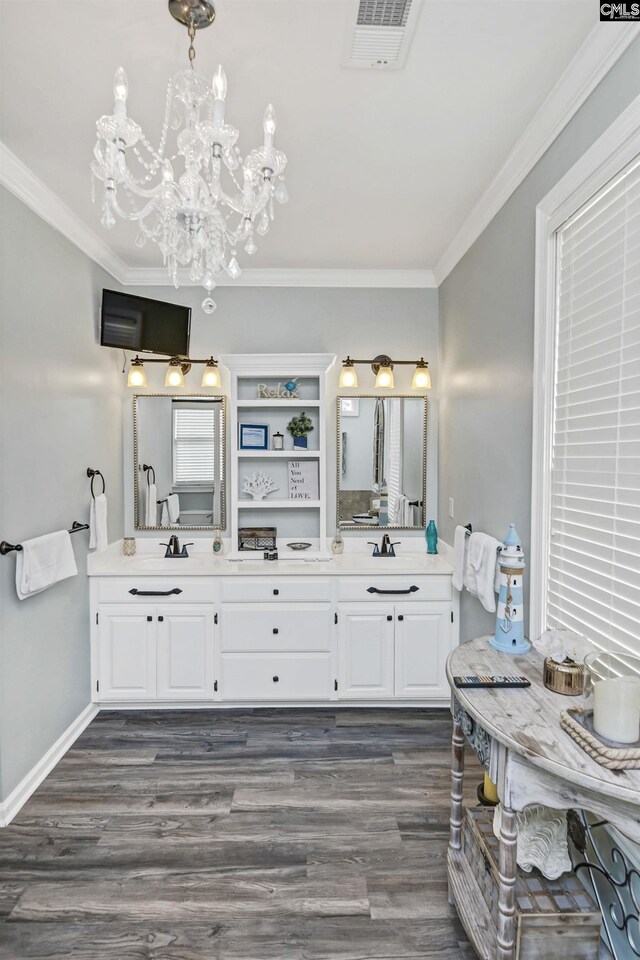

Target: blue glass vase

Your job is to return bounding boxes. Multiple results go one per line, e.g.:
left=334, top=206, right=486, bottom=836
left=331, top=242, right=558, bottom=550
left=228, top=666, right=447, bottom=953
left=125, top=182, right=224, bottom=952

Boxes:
left=426, top=520, right=438, bottom=554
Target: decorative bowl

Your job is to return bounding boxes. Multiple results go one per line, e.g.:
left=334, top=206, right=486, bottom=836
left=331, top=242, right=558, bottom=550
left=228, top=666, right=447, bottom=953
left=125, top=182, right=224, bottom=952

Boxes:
left=543, top=657, right=585, bottom=696
left=286, top=542, right=312, bottom=551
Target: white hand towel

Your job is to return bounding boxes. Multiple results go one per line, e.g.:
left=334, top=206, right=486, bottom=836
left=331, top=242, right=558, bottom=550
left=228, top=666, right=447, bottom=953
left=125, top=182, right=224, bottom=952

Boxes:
left=452, top=525, right=468, bottom=592
left=167, top=494, right=180, bottom=523
left=161, top=501, right=169, bottom=525
left=146, top=483, right=157, bottom=526
left=15, top=531, right=77, bottom=600
left=465, top=532, right=502, bottom=613
left=89, top=493, right=108, bottom=552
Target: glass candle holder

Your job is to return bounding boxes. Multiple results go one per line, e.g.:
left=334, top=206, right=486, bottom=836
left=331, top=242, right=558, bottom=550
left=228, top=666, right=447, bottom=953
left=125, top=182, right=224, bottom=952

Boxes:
left=122, top=537, right=136, bottom=557
left=585, top=651, right=640, bottom=744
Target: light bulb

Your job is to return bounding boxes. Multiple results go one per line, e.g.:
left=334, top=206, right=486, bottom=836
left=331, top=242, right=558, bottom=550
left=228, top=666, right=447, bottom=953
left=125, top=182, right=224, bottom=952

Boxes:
left=411, top=360, right=431, bottom=390
left=113, top=67, right=128, bottom=103
left=127, top=357, right=147, bottom=388
left=338, top=359, right=358, bottom=389
left=201, top=358, right=221, bottom=388
left=212, top=65, right=227, bottom=100
left=165, top=360, right=185, bottom=388
left=375, top=365, right=394, bottom=389
left=263, top=104, right=276, bottom=147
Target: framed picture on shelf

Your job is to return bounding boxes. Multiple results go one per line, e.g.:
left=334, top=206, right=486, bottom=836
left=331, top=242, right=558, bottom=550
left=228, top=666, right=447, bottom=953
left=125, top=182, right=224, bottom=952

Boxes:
left=239, top=423, right=269, bottom=450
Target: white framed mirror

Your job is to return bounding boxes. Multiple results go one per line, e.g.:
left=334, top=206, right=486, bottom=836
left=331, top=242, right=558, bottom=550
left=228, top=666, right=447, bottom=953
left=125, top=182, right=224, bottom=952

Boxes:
left=337, top=395, right=427, bottom=530
left=133, top=394, right=226, bottom=530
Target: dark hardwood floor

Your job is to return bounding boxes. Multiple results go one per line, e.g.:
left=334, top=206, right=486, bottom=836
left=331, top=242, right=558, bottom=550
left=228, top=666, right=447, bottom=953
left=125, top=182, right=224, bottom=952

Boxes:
left=0, top=708, right=483, bottom=959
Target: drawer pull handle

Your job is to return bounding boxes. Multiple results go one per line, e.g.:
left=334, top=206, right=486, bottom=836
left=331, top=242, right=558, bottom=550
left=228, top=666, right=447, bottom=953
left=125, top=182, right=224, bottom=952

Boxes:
left=273, top=628, right=279, bottom=634
left=273, top=589, right=279, bottom=596
left=273, top=675, right=279, bottom=682
left=366, top=585, right=419, bottom=595
left=129, top=588, right=183, bottom=597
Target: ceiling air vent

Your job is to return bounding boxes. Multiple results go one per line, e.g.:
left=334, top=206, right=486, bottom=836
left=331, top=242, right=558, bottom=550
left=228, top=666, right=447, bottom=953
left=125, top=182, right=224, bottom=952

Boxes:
left=343, top=0, right=421, bottom=70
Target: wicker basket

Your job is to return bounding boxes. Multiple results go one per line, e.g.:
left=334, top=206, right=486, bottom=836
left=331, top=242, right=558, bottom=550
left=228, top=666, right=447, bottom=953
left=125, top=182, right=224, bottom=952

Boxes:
left=462, top=808, right=600, bottom=959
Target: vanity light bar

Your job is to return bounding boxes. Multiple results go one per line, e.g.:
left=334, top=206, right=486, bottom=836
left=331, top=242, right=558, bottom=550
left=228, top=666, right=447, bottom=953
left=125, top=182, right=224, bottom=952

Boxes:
left=127, top=356, right=220, bottom=389
left=339, top=355, right=431, bottom=390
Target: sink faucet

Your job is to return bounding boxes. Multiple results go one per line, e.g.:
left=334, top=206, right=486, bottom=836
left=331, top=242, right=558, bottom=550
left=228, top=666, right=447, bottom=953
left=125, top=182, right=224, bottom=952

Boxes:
left=160, top=535, right=193, bottom=559
left=367, top=534, right=401, bottom=557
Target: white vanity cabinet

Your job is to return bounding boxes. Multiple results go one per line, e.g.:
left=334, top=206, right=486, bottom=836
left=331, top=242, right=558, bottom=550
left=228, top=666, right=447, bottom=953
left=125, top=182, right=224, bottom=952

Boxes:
left=90, top=562, right=457, bottom=707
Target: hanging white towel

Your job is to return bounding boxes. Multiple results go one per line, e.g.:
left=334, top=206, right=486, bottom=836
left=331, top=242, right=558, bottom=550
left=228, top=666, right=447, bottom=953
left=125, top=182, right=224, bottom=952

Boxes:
left=464, top=532, right=502, bottom=613
left=452, top=525, right=468, bottom=592
left=89, top=493, right=108, bottom=552
left=15, top=531, right=77, bottom=600
left=394, top=495, right=412, bottom=526
left=146, top=483, right=157, bottom=526
left=160, top=501, right=169, bottom=525
left=167, top=494, right=180, bottom=523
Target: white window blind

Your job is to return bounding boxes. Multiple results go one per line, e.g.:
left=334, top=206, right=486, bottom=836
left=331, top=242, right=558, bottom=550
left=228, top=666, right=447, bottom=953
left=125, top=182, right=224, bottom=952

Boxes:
left=172, top=407, right=216, bottom=486
left=549, top=157, right=640, bottom=658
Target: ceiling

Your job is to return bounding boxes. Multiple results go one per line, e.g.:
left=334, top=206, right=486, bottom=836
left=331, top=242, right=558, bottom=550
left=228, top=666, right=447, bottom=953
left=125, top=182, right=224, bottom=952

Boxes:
left=0, top=1, right=599, bottom=275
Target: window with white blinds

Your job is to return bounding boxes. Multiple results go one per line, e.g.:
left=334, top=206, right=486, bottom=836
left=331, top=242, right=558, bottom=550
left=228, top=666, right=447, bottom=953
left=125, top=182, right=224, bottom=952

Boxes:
left=172, top=407, right=216, bottom=486
left=549, top=157, right=640, bottom=658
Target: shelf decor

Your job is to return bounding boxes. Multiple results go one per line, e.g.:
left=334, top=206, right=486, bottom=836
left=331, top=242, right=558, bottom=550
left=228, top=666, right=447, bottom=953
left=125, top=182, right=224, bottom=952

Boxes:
left=239, top=423, right=269, bottom=450
left=258, top=380, right=300, bottom=399
left=242, top=472, right=279, bottom=500
left=288, top=461, right=319, bottom=501
left=287, top=411, right=314, bottom=449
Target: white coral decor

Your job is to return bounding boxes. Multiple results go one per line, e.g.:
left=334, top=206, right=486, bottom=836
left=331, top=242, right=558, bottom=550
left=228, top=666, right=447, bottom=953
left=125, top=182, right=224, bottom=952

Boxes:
left=534, top=629, right=593, bottom=664
left=242, top=472, right=279, bottom=500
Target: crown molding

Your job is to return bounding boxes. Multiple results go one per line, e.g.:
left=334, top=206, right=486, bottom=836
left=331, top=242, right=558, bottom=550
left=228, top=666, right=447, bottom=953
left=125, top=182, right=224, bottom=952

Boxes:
left=0, top=141, right=129, bottom=282
left=121, top=266, right=437, bottom=288
left=432, top=23, right=640, bottom=286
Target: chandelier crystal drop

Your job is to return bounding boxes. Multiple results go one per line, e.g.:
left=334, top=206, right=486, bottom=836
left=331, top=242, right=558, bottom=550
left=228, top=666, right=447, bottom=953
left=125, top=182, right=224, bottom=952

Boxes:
left=91, top=0, right=288, bottom=313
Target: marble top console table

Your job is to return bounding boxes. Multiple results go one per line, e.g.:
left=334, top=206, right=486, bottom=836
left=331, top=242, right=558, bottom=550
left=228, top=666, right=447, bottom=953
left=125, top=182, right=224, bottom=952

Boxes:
left=447, top=637, right=640, bottom=960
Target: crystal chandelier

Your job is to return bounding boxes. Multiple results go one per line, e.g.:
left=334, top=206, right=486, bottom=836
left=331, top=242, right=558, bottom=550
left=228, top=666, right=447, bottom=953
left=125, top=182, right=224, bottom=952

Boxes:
left=91, top=0, right=288, bottom=314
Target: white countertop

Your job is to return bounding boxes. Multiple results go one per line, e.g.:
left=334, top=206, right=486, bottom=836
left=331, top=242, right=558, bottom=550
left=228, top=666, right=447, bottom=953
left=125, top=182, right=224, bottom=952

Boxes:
left=88, top=542, right=453, bottom=578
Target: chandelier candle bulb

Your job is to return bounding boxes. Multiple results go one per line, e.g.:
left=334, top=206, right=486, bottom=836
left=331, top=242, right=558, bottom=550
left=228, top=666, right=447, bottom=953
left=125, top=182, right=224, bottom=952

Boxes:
left=113, top=67, right=128, bottom=104
left=263, top=105, right=276, bottom=149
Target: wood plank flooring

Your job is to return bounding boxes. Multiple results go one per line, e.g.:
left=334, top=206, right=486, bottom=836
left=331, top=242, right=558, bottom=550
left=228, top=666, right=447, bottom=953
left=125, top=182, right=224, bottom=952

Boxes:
left=0, top=708, right=483, bottom=959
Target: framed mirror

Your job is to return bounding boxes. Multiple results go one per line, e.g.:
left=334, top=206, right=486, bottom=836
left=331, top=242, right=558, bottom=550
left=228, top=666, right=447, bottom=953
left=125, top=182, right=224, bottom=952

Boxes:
left=134, top=394, right=226, bottom=530
left=337, top=395, right=427, bottom=530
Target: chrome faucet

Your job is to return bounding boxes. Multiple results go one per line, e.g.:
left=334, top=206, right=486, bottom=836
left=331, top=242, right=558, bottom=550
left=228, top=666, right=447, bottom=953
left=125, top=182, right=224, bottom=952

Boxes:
left=160, top=535, right=193, bottom=559
left=368, top=534, right=401, bottom=557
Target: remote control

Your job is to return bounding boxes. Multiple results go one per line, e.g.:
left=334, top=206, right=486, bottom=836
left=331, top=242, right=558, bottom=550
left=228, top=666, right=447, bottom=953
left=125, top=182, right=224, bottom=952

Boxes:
left=453, top=675, right=531, bottom=688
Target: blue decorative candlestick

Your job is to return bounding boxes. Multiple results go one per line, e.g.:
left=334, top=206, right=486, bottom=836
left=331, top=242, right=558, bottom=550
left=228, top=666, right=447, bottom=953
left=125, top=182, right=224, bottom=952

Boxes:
left=491, top=523, right=530, bottom=654
left=426, top=520, right=438, bottom=554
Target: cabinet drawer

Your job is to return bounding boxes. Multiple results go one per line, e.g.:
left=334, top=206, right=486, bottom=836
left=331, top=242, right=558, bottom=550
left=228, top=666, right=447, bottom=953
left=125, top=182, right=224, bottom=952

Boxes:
left=338, top=577, right=451, bottom=602
left=220, top=578, right=331, bottom=603
left=221, top=605, right=333, bottom=652
left=96, top=578, right=215, bottom=604
left=220, top=653, right=332, bottom=701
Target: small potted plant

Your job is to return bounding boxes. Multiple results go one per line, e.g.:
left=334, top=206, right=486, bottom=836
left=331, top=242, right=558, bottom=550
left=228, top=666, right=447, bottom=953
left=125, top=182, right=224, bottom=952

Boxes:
left=534, top=629, right=593, bottom=695
left=287, top=412, right=314, bottom=449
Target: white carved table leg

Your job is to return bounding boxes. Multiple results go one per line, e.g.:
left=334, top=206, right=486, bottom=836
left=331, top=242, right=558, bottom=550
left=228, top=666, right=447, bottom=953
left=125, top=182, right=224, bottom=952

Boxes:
left=497, top=803, right=517, bottom=960
left=448, top=716, right=465, bottom=905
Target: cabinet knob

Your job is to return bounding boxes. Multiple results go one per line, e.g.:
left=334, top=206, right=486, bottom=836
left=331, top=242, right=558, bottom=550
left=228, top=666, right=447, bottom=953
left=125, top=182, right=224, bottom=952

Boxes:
left=273, top=675, right=279, bottom=682
left=398, top=614, right=404, bottom=621
left=386, top=615, right=393, bottom=621
left=273, top=588, right=279, bottom=596
left=146, top=616, right=153, bottom=622
left=273, top=627, right=279, bottom=635
left=158, top=616, right=164, bottom=622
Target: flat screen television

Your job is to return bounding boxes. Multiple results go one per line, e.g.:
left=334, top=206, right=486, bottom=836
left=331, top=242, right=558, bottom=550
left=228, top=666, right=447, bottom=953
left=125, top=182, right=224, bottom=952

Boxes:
left=100, top=289, right=191, bottom=357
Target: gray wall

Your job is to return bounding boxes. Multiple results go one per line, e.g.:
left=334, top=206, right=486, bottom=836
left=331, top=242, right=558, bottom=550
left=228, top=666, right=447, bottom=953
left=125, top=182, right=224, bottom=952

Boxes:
left=0, top=186, right=124, bottom=803
left=121, top=285, right=439, bottom=537
left=438, top=37, right=640, bottom=643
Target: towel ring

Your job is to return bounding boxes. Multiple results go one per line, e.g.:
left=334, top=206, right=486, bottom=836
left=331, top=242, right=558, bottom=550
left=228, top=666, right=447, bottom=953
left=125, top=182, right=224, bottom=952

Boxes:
left=87, top=468, right=105, bottom=499
left=143, top=464, right=156, bottom=486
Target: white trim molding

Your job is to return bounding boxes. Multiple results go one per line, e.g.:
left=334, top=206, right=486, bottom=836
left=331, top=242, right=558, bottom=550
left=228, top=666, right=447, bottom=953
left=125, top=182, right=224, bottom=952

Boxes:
left=433, top=23, right=640, bottom=285
left=530, top=92, right=640, bottom=643
left=0, top=142, right=129, bottom=283
left=0, top=702, right=99, bottom=827
left=123, top=266, right=436, bottom=288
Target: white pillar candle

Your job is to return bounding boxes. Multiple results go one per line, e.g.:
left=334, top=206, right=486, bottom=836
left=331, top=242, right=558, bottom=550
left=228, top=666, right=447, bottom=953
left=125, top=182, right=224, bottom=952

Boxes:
left=593, top=677, right=640, bottom=744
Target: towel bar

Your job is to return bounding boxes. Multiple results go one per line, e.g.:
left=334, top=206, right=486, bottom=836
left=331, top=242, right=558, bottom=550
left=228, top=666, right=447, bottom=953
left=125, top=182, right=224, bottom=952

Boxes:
left=0, top=521, right=90, bottom=556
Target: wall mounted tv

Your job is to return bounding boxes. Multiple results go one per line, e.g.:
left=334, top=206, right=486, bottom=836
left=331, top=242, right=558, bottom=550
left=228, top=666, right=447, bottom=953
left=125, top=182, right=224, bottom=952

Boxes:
left=101, top=289, right=191, bottom=357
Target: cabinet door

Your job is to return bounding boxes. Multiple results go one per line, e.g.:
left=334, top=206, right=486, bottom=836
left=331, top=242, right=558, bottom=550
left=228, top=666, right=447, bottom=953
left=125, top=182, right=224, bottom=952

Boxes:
left=97, top=604, right=156, bottom=700
left=338, top=604, right=394, bottom=699
left=394, top=602, right=452, bottom=699
left=156, top=605, right=215, bottom=700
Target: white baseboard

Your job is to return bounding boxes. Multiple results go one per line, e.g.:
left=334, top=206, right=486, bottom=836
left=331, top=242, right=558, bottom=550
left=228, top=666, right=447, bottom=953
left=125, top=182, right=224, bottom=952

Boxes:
left=0, top=702, right=99, bottom=828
